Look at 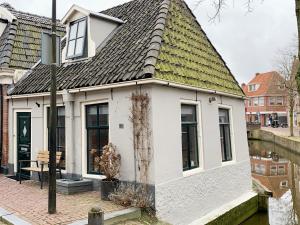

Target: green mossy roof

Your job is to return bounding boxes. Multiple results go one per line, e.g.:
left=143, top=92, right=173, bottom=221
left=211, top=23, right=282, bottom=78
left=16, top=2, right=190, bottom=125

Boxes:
left=154, top=0, right=244, bottom=96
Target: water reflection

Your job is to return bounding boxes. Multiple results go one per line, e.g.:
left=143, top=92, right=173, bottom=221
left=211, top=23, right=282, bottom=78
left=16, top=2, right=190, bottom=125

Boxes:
left=249, top=140, right=299, bottom=225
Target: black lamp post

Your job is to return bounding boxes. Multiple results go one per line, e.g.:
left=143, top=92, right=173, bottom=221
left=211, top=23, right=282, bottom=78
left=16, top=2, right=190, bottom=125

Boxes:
left=48, top=0, right=57, bottom=214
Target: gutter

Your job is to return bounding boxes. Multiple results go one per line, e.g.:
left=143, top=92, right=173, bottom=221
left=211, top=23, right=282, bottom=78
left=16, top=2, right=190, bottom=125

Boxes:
left=0, top=85, right=2, bottom=168
left=7, top=79, right=246, bottom=100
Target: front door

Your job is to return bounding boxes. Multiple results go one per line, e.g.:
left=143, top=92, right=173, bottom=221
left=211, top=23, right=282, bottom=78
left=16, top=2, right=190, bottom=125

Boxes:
left=17, top=112, right=31, bottom=178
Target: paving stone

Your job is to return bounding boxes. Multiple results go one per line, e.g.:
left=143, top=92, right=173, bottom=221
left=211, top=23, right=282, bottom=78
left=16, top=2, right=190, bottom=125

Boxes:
left=0, top=175, right=124, bottom=225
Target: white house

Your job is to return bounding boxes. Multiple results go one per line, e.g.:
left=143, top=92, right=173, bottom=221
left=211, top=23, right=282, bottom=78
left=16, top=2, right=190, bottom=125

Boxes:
left=7, top=0, right=254, bottom=224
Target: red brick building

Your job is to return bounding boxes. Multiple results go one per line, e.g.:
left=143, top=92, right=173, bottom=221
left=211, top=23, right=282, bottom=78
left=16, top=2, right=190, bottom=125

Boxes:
left=242, top=71, right=288, bottom=126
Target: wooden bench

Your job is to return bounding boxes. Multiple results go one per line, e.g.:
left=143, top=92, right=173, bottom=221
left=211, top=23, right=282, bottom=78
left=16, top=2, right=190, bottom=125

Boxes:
left=18, top=151, right=62, bottom=189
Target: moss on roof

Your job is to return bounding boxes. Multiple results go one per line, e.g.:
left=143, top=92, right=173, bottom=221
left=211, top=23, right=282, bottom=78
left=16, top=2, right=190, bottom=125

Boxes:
left=154, top=0, right=244, bottom=96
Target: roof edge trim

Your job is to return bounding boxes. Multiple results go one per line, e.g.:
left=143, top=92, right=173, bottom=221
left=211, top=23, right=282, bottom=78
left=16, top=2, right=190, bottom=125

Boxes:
left=8, top=78, right=246, bottom=99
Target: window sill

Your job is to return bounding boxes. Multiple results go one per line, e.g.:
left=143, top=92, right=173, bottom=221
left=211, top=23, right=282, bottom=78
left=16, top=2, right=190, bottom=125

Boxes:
left=221, top=160, right=236, bottom=167
left=183, top=167, right=203, bottom=177
left=82, top=174, right=106, bottom=180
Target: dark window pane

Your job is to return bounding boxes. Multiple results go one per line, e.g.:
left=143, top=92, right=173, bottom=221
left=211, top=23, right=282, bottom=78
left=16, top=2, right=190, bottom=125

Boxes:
left=99, top=104, right=109, bottom=126
left=181, top=105, right=197, bottom=123
left=219, top=109, right=229, bottom=124
left=57, top=107, right=65, bottom=127
left=47, top=106, right=65, bottom=169
left=181, top=126, right=189, bottom=170
left=87, top=105, right=98, bottom=127
left=99, top=128, right=109, bottom=151
left=87, top=129, right=100, bottom=174
left=188, top=125, right=199, bottom=168
left=181, top=104, right=199, bottom=171
left=86, top=103, right=109, bottom=175
left=219, top=108, right=232, bottom=162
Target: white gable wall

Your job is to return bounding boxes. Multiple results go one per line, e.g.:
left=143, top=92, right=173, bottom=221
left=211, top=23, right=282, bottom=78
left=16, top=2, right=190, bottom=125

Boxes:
left=151, top=85, right=252, bottom=225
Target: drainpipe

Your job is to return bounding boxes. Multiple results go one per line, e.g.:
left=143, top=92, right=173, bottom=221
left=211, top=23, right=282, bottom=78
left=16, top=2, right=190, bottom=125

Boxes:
left=0, top=84, right=2, bottom=172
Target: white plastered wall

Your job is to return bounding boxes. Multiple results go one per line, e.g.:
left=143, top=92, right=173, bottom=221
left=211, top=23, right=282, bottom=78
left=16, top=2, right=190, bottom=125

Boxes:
left=151, top=85, right=252, bottom=225
left=8, top=85, right=155, bottom=184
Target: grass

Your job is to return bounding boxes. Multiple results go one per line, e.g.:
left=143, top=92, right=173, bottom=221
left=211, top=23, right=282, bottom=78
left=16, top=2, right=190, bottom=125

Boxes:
left=114, top=211, right=171, bottom=225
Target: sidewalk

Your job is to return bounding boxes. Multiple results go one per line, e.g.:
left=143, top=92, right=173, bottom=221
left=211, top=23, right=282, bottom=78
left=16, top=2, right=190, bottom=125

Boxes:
left=0, top=175, right=124, bottom=225
left=261, top=127, right=300, bottom=138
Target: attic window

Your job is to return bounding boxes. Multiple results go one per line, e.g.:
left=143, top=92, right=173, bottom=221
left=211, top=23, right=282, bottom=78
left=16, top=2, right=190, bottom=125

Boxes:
left=67, top=18, right=87, bottom=59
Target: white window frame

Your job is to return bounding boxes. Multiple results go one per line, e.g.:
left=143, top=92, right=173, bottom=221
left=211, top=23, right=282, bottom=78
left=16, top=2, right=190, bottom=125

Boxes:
left=218, top=104, right=236, bottom=166
left=180, top=100, right=204, bottom=177
left=276, top=96, right=284, bottom=106
left=43, top=104, right=67, bottom=173
left=269, top=97, right=276, bottom=106
left=253, top=97, right=259, bottom=106
left=13, top=109, right=32, bottom=173
left=81, top=99, right=109, bottom=179
left=66, top=17, right=87, bottom=59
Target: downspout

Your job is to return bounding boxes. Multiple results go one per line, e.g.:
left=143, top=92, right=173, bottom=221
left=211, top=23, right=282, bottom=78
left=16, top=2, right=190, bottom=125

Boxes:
left=0, top=84, right=2, bottom=172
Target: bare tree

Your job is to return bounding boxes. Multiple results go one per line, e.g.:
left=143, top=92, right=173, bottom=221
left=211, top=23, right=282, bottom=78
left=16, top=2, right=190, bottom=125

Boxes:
left=194, top=0, right=300, bottom=93
left=276, top=45, right=299, bottom=136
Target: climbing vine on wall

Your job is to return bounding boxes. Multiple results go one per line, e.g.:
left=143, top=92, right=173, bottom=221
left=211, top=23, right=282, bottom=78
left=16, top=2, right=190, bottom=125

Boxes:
left=130, top=92, right=152, bottom=200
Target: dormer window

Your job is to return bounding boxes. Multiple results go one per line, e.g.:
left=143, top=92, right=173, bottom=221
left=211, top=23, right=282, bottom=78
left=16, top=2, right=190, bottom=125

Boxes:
left=67, top=18, right=87, bottom=59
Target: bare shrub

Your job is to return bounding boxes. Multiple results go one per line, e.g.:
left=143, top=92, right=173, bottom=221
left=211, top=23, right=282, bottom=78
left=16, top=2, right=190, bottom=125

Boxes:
left=109, top=183, right=153, bottom=209
left=91, top=143, right=121, bottom=181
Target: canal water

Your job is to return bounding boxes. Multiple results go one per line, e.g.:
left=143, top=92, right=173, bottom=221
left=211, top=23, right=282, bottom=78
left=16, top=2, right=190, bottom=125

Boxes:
left=241, top=140, right=300, bottom=225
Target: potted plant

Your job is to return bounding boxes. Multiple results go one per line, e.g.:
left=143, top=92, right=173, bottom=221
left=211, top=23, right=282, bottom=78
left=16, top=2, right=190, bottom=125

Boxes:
left=98, top=143, right=121, bottom=200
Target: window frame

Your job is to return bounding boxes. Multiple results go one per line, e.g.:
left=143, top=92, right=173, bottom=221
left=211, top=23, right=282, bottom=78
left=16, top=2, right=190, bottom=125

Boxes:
left=180, top=100, right=203, bottom=177
left=81, top=100, right=109, bottom=179
left=258, top=97, right=264, bottom=106
left=276, top=96, right=284, bottom=106
left=85, top=103, right=109, bottom=175
left=44, top=105, right=66, bottom=171
left=269, top=96, right=276, bottom=106
left=253, top=97, right=259, bottom=106
left=218, top=104, right=235, bottom=165
left=66, top=17, right=87, bottom=59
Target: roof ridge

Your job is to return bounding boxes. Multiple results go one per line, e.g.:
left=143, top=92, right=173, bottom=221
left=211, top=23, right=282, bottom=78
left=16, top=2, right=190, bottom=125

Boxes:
left=142, top=0, right=171, bottom=76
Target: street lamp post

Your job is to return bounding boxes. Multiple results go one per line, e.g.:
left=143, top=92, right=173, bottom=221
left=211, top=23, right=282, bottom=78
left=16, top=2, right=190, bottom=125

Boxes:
left=48, top=0, right=57, bottom=214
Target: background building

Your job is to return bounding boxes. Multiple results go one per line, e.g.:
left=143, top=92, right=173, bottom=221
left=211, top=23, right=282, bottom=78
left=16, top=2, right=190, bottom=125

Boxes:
left=242, top=71, right=288, bottom=127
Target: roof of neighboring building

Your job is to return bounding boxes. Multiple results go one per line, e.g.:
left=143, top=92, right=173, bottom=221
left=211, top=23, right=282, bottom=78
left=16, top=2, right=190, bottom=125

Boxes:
left=252, top=174, right=289, bottom=199
left=0, top=3, right=65, bottom=70
left=242, top=71, right=286, bottom=97
left=10, top=0, right=243, bottom=96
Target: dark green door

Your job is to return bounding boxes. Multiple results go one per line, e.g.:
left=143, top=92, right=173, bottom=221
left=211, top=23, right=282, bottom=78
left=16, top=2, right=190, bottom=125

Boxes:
left=17, top=112, right=31, bottom=179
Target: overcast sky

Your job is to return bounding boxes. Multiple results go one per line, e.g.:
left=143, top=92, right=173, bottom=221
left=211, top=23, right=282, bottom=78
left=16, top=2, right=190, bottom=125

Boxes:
left=1, top=0, right=297, bottom=84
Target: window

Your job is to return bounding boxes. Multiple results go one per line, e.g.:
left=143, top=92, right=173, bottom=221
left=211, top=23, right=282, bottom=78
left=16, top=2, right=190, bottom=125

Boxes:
left=269, top=97, right=276, bottom=106
left=86, top=103, right=109, bottom=174
left=253, top=97, right=259, bottom=106
left=258, top=97, right=264, bottom=106
left=181, top=104, right=199, bottom=171
left=47, top=106, right=66, bottom=169
left=219, top=108, right=232, bottom=162
left=249, top=84, right=259, bottom=92
left=280, top=180, right=288, bottom=188
left=270, top=165, right=277, bottom=176
left=248, top=98, right=252, bottom=107
left=67, top=18, right=87, bottom=59
left=255, top=164, right=266, bottom=175
left=278, top=165, right=285, bottom=175
left=276, top=97, right=283, bottom=106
